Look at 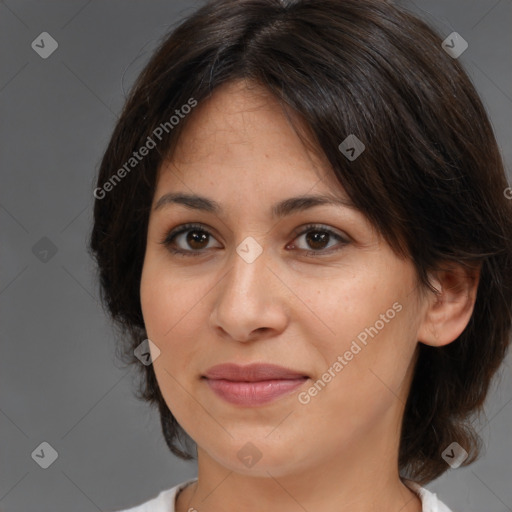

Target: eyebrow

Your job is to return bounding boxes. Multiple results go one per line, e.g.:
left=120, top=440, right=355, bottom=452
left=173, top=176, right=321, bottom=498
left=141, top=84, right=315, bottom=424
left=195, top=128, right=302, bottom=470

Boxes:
left=153, top=192, right=357, bottom=218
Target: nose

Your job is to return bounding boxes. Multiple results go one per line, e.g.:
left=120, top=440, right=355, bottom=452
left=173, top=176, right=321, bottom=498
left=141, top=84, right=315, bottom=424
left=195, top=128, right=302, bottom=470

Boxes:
left=209, top=242, right=289, bottom=342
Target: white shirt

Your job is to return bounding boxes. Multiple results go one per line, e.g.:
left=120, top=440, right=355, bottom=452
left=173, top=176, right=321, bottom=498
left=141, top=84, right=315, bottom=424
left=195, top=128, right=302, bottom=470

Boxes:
left=111, top=478, right=454, bottom=512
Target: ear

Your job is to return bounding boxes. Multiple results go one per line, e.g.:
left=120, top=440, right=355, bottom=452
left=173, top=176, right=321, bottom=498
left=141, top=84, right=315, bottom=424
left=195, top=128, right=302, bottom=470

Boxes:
left=417, top=262, right=481, bottom=347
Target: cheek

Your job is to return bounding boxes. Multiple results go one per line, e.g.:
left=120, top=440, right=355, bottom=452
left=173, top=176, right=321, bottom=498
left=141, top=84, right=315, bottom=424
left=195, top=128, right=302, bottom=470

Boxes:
left=140, top=261, right=206, bottom=418
left=140, top=255, right=201, bottom=340
left=299, top=271, right=400, bottom=351
left=300, top=269, right=418, bottom=394
left=140, top=257, right=213, bottom=389
left=140, top=261, right=164, bottom=339
left=294, top=308, right=417, bottom=449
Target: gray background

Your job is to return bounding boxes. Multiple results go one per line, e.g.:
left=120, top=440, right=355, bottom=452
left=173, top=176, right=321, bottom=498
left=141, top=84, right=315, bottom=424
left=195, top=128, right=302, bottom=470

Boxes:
left=1, top=1, right=511, bottom=511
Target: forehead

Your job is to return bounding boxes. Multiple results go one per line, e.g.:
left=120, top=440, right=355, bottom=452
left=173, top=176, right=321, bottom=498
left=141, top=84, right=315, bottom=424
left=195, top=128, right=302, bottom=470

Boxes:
left=156, top=79, right=342, bottom=197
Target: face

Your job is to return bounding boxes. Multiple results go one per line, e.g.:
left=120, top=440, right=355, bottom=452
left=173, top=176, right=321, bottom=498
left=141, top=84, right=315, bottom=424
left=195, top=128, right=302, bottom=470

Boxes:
left=140, top=79, right=428, bottom=478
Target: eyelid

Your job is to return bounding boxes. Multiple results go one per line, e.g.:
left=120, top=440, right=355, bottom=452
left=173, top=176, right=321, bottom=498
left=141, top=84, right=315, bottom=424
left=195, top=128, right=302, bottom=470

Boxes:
left=291, top=223, right=349, bottom=242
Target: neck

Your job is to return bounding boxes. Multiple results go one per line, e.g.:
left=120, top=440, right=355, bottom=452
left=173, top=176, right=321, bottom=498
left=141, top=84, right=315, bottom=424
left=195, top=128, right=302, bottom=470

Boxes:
left=176, top=435, right=422, bottom=512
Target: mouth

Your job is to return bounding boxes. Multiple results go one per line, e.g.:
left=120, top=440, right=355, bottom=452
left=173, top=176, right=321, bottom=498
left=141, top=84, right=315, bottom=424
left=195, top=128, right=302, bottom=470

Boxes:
left=202, top=362, right=309, bottom=381
left=201, top=363, right=310, bottom=406
left=202, top=376, right=309, bottom=406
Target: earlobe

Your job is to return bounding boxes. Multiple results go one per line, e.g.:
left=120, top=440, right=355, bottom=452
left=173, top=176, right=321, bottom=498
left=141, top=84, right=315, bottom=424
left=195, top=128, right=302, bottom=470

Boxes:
left=417, top=263, right=481, bottom=347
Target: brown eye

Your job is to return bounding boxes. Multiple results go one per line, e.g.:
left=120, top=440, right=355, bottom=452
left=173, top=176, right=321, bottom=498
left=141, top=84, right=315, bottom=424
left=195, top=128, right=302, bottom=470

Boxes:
left=185, top=230, right=210, bottom=250
left=289, top=224, right=349, bottom=256
left=160, top=223, right=222, bottom=256
left=304, top=231, right=330, bottom=250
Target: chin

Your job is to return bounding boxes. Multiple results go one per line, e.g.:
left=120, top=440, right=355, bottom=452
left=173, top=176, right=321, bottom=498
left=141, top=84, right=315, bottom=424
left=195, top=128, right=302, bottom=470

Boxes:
left=204, top=438, right=310, bottom=478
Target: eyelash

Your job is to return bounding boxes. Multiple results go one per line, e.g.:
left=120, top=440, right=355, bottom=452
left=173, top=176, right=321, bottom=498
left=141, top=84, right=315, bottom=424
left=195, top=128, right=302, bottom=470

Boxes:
left=159, top=223, right=349, bottom=258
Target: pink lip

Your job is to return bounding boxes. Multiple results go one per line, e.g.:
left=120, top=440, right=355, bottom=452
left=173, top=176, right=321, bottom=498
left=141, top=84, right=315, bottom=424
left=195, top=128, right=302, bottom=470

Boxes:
left=203, top=363, right=308, bottom=381
left=204, top=377, right=308, bottom=406
left=202, top=363, right=309, bottom=406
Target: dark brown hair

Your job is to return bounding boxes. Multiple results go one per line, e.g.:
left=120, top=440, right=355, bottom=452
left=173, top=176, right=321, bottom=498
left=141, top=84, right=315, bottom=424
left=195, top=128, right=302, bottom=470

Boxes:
left=89, top=0, right=512, bottom=484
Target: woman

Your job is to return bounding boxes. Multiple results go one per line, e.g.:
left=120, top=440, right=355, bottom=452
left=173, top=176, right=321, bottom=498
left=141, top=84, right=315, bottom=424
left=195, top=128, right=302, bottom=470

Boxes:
left=90, top=1, right=512, bottom=511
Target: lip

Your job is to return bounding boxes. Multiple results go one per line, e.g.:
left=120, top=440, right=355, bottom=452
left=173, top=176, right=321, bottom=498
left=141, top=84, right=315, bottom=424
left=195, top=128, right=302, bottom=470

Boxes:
left=202, top=363, right=309, bottom=406
left=203, top=363, right=309, bottom=381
